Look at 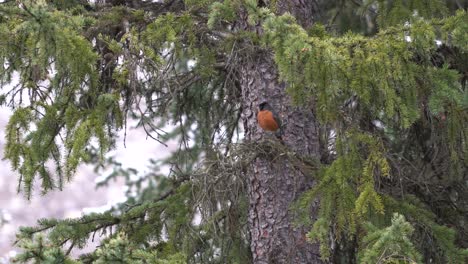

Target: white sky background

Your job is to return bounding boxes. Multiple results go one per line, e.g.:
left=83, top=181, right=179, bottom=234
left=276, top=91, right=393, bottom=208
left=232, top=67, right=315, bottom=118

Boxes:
left=2, top=0, right=206, bottom=261
left=0, top=107, right=177, bottom=262
left=0, top=0, right=177, bottom=259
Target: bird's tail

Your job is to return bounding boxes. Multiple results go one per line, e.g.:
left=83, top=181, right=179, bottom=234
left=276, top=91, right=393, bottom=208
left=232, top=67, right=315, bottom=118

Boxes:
left=275, top=128, right=283, bottom=141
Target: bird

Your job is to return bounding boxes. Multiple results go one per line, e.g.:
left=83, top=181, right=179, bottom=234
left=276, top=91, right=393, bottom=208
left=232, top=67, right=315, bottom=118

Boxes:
left=257, top=101, right=282, bottom=139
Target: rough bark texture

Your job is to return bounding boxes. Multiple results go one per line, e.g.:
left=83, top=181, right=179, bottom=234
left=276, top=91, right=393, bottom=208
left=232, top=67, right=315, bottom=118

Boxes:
left=276, top=0, right=320, bottom=28
left=241, top=58, right=322, bottom=264
left=239, top=2, right=322, bottom=263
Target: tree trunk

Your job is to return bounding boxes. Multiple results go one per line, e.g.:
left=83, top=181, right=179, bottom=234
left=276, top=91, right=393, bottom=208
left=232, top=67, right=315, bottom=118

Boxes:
left=240, top=2, right=322, bottom=263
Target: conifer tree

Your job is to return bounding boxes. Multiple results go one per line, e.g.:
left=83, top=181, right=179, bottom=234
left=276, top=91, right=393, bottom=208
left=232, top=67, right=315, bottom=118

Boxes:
left=0, top=0, right=466, bottom=263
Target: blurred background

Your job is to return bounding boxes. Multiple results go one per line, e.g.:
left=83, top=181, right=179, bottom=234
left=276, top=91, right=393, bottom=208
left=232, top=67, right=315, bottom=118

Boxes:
left=0, top=107, right=174, bottom=262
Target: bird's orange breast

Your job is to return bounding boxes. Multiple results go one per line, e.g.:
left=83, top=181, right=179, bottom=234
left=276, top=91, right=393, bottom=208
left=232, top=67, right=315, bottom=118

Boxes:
left=257, top=110, right=279, bottom=131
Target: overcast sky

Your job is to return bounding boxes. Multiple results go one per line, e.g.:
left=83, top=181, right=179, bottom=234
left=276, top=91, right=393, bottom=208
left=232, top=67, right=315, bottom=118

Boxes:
left=0, top=106, right=176, bottom=262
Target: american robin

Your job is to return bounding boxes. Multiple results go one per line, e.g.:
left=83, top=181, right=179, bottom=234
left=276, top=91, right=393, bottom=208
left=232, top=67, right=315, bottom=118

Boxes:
left=257, top=102, right=282, bottom=139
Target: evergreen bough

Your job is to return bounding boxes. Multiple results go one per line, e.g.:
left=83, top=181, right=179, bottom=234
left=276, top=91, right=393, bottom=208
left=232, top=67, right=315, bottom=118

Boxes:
left=0, top=0, right=466, bottom=263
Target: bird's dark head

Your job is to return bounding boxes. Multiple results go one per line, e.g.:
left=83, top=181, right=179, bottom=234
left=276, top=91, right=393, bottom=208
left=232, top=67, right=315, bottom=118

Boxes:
left=259, top=101, right=269, bottom=111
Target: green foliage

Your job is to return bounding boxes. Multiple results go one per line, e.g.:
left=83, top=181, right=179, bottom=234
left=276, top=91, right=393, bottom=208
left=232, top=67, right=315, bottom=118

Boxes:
left=11, top=153, right=249, bottom=263
left=443, top=10, right=468, bottom=50
left=384, top=196, right=468, bottom=263
left=262, top=3, right=466, bottom=262
left=298, top=131, right=389, bottom=259
left=264, top=11, right=467, bottom=128
left=208, top=0, right=271, bottom=30
left=1, top=0, right=466, bottom=263
left=377, top=0, right=448, bottom=28
left=93, top=233, right=186, bottom=264
left=359, top=213, right=422, bottom=264
left=0, top=1, right=122, bottom=198
left=185, top=0, right=217, bottom=10
left=13, top=235, right=79, bottom=264
left=207, top=1, right=238, bottom=29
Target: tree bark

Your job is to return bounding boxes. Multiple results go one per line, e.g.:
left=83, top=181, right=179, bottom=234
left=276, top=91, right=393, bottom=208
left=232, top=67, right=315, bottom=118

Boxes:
left=240, top=2, right=322, bottom=263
